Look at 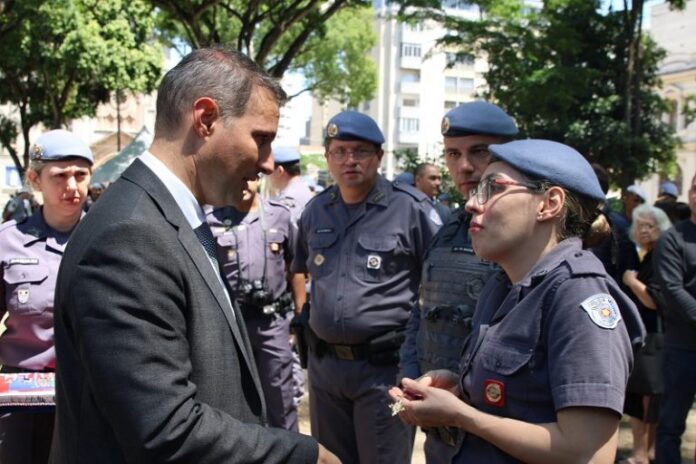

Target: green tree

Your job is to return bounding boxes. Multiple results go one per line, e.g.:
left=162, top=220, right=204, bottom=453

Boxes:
left=395, top=0, right=683, bottom=187
left=152, top=1, right=377, bottom=106
left=0, top=0, right=162, bottom=180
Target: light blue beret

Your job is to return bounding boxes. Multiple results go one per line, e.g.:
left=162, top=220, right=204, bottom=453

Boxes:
left=626, top=184, right=647, bottom=202
left=273, top=146, right=301, bottom=164
left=393, top=172, right=415, bottom=186
left=30, top=129, right=93, bottom=165
left=441, top=101, right=518, bottom=137
left=326, top=111, right=385, bottom=145
left=659, top=181, right=678, bottom=198
left=489, top=139, right=605, bottom=201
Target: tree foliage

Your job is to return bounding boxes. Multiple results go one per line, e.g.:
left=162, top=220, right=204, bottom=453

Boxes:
left=396, top=0, right=684, bottom=187
left=0, top=0, right=162, bottom=179
left=153, top=0, right=378, bottom=106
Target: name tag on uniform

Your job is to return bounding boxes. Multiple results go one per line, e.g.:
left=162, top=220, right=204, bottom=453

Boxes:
left=316, top=228, right=334, bottom=234
left=9, top=258, right=39, bottom=266
left=451, top=246, right=473, bottom=253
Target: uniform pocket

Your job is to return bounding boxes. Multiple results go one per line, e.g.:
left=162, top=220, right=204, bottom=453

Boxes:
left=357, top=234, right=398, bottom=283
left=479, top=343, right=533, bottom=376
left=266, top=230, right=286, bottom=261
left=3, top=265, right=49, bottom=315
left=308, top=232, right=338, bottom=277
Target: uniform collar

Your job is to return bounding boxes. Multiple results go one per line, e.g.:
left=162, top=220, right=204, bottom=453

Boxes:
left=516, top=237, right=582, bottom=287
left=20, top=207, right=83, bottom=249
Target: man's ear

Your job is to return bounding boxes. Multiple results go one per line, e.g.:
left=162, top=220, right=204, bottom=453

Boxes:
left=192, top=97, right=219, bottom=138
left=26, top=169, right=41, bottom=192
left=538, top=185, right=565, bottom=221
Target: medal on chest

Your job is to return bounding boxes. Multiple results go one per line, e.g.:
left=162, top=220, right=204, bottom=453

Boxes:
left=17, top=288, right=30, bottom=304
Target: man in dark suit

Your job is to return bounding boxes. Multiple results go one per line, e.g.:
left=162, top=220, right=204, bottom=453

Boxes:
left=52, top=48, right=340, bottom=463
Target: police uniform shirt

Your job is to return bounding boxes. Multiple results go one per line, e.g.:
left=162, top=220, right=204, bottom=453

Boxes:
left=454, top=238, right=644, bottom=463
left=207, top=199, right=294, bottom=301
left=0, top=210, right=76, bottom=370
left=276, top=178, right=313, bottom=224
left=291, top=175, right=440, bottom=345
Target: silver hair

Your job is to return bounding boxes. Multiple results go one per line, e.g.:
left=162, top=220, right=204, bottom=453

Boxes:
left=154, top=47, right=286, bottom=134
left=629, top=204, right=672, bottom=243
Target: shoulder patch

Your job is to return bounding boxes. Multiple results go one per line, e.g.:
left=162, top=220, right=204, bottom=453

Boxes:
left=580, top=293, right=622, bottom=329
left=429, top=208, right=443, bottom=226
left=392, top=182, right=428, bottom=201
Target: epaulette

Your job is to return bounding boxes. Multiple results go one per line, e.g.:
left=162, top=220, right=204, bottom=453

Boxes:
left=392, top=182, right=428, bottom=202
left=566, top=250, right=606, bottom=277
left=306, top=184, right=336, bottom=206
left=267, top=198, right=292, bottom=213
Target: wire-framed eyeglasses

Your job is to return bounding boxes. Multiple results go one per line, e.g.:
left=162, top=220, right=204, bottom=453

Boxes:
left=470, top=177, right=545, bottom=205
left=327, top=148, right=377, bottom=161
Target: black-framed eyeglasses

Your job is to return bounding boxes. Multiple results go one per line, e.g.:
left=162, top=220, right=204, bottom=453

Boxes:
left=327, top=148, right=377, bottom=161
left=470, top=177, right=545, bottom=205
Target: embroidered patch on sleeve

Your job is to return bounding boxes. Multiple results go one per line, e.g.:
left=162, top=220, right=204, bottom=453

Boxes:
left=580, top=293, right=622, bottom=329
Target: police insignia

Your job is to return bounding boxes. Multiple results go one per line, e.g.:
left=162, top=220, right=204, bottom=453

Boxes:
left=270, top=242, right=281, bottom=253
left=580, top=293, right=622, bottom=329
left=314, top=254, right=325, bottom=266
left=31, top=144, right=43, bottom=160
left=483, top=379, right=505, bottom=407
left=367, top=255, right=381, bottom=270
left=17, top=288, right=30, bottom=304
left=223, top=218, right=232, bottom=227
left=441, top=116, right=451, bottom=135
left=327, top=123, right=338, bottom=137
left=429, top=208, right=443, bottom=226
left=227, top=250, right=236, bottom=260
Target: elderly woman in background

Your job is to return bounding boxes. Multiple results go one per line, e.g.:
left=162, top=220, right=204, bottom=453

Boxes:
left=621, top=204, right=672, bottom=464
left=390, top=139, right=645, bottom=464
left=0, top=130, right=93, bottom=463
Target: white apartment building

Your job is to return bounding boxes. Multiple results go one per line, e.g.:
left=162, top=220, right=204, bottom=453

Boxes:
left=307, top=0, right=486, bottom=179
left=647, top=0, right=696, bottom=202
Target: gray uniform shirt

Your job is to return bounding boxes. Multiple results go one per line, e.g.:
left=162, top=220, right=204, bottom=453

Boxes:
left=276, top=178, right=313, bottom=224
left=0, top=210, right=75, bottom=370
left=292, top=175, right=440, bottom=344
left=207, top=200, right=294, bottom=301
left=454, top=238, right=645, bottom=463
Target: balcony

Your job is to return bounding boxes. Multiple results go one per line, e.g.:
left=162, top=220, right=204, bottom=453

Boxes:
left=399, top=81, right=421, bottom=94
left=397, top=130, right=420, bottom=145
left=400, top=55, right=423, bottom=70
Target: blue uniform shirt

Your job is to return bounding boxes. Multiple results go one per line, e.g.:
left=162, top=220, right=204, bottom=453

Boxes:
left=292, top=175, right=440, bottom=344
left=207, top=199, right=295, bottom=301
left=276, top=178, right=313, bottom=224
left=455, top=238, right=645, bottom=463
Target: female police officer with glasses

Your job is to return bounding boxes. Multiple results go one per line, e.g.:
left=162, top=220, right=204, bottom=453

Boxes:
left=390, top=139, right=645, bottom=463
left=0, top=129, right=93, bottom=463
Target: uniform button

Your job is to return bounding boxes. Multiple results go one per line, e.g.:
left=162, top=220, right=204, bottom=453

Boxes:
left=337, top=295, right=343, bottom=301
left=495, top=360, right=501, bottom=367
left=574, top=252, right=582, bottom=257
left=340, top=272, right=346, bottom=277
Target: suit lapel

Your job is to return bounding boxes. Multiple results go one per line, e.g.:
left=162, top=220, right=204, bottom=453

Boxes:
left=121, top=160, right=264, bottom=399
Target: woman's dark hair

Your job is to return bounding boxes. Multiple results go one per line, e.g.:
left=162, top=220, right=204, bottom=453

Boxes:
left=559, top=189, right=604, bottom=246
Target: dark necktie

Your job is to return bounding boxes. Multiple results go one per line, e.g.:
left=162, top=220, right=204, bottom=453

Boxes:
left=194, top=222, right=219, bottom=267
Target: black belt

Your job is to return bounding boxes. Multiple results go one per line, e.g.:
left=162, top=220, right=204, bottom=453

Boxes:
left=322, top=341, right=372, bottom=361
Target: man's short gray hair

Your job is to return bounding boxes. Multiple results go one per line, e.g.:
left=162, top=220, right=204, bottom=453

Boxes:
left=155, top=47, right=287, bottom=134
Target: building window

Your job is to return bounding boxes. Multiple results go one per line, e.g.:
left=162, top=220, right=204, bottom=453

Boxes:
left=403, top=22, right=424, bottom=33
left=445, top=76, right=474, bottom=94
left=402, top=98, right=418, bottom=107
left=401, top=70, right=421, bottom=83
left=442, top=0, right=475, bottom=10
left=399, top=118, right=420, bottom=133
left=666, top=100, right=678, bottom=130
left=444, top=101, right=457, bottom=110
left=4, top=166, right=21, bottom=188
left=446, top=52, right=475, bottom=67
left=401, top=43, right=422, bottom=58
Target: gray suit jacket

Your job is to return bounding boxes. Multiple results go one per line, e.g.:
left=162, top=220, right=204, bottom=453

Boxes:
left=52, top=159, right=317, bottom=463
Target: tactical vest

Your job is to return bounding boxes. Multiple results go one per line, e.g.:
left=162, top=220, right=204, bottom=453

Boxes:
left=416, top=212, right=499, bottom=374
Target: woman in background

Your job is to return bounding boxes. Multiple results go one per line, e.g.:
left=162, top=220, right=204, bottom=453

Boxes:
left=621, top=204, right=672, bottom=464
left=0, top=130, right=93, bottom=463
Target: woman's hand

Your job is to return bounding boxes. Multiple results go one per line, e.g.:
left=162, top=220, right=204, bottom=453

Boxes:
left=388, top=376, right=470, bottom=429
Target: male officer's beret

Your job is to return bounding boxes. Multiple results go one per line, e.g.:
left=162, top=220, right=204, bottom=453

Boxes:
left=30, top=129, right=93, bottom=165
left=489, top=139, right=605, bottom=201
left=393, top=172, right=415, bottom=186
left=326, top=111, right=385, bottom=145
left=659, top=181, right=678, bottom=198
left=626, top=184, right=647, bottom=202
left=273, top=146, right=301, bottom=164
left=441, top=101, right=518, bottom=137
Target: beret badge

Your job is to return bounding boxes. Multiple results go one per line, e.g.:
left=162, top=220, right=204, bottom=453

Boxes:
left=440, top=116, right=450, bottom=135
left=327, top=123, right=338, bottom=138
left=31, top=144, right=43, bottom=160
